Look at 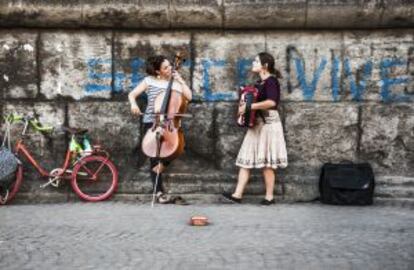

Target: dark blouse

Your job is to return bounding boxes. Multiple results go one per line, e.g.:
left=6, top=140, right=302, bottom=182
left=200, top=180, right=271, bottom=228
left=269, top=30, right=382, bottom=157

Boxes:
left=255, top=76, right=280, bottom=110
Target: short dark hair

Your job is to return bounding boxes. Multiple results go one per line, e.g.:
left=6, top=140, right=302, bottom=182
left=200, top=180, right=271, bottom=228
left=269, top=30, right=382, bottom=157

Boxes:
left=146, top=55, right=168, bottom=76
left=258, top=52, right=282, bottom=79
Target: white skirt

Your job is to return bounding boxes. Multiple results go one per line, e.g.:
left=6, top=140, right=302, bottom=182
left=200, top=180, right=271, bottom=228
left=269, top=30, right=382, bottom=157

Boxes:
left=236, top=110, right=288, bottom=169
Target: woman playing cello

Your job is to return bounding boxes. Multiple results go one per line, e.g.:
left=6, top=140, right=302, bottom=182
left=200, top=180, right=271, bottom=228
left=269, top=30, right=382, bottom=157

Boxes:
left=128, top=55, right=192, bottom=204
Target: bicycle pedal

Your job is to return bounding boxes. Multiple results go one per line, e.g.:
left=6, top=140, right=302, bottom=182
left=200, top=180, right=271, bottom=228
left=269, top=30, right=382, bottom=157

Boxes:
left=40, top=180, right=57, bottom=189
left=39, top=183, right=49, bottom=189
left=51, top=180, right=61, bottom=187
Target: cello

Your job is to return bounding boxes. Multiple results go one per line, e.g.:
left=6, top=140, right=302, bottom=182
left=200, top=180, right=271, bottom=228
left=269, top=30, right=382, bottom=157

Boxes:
left=141, top=53, right=189, bottom=206
left=141, top=52, right=188, bottom=160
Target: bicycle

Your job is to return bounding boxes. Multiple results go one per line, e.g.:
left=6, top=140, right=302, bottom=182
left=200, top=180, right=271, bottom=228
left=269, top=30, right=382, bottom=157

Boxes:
left=0, top=114, right=118, bottom=205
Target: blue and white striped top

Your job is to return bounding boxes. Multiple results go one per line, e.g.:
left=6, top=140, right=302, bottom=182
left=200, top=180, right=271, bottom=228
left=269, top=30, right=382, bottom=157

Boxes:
left=142, top=76, right=183, bottom=123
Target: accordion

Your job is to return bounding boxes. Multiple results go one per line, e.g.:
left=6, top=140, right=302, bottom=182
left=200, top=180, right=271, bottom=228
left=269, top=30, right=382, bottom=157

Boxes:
left=237, top=86, right=259, bottom=128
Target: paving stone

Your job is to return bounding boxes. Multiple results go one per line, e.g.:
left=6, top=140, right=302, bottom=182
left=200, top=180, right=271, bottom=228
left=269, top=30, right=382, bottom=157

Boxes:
left=0, top=203, right=413, bottom=270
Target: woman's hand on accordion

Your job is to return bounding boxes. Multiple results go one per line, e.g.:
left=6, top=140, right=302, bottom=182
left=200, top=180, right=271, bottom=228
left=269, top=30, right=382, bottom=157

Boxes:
left=238, top=102, right=247, bottom=116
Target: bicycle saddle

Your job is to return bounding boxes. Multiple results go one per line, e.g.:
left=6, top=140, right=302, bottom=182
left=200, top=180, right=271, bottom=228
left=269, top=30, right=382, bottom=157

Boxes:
left=62, top=126, right=89, bottom=135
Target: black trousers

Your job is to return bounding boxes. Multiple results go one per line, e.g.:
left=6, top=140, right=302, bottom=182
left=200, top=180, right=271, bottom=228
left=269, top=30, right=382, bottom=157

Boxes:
left=143, top=123, right=171, bottom=193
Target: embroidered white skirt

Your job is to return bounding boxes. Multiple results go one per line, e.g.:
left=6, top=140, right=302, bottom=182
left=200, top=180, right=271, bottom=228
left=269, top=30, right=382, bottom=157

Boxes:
left=236, top=110, right=288, bottom=169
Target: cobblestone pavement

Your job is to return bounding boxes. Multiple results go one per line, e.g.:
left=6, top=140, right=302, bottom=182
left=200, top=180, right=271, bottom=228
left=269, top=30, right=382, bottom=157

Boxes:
left=1, top=202, right=413, bottom=270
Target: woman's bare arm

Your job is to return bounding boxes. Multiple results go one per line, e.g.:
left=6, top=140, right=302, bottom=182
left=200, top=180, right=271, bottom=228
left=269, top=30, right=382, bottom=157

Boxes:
left=128, top=80, right=148, bottom=115
left=251, top=100, right=276, bottom=110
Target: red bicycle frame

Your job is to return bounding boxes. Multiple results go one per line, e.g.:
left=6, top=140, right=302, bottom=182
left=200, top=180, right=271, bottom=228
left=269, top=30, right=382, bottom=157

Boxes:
left=1, top=116, right=119, bottom=204
left=14, top=138, right=73, bottom=180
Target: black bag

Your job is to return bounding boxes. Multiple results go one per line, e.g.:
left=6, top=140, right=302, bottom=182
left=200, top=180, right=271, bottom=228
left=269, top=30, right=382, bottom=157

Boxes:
left=319, top=162, right=375, bottom=205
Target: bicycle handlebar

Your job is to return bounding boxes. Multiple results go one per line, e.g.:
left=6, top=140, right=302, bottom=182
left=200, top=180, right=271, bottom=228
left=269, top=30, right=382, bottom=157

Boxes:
left=4, top=113, right=54, bottom=133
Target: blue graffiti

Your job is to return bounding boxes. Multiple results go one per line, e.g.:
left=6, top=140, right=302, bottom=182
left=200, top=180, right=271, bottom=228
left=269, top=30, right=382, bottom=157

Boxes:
left=201, top=59, right=237, bottom=101
left=87, top=57, right=192, bottom=94
left=111, top=57, right=146, bottom=93
left=113, top=72, right=126, bottom=93
left=294, top=57, right=327, bottom=101
left=380, top=58, right=411, bottom=102
left=344, top=59, right=373, bottom=101
left=85, top=56, right=412, bottom=102
left=129, top=57, right=146, bottom=91
left=85, top=59, right=112, bottom=93
left=236, top=58, right=253, bottom=87
left=331, top=56, right=340, bottom=101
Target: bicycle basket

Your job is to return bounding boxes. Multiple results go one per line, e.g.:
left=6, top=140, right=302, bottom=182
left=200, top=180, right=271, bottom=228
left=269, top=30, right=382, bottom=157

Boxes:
left=0, top=146, right=18, bottom=189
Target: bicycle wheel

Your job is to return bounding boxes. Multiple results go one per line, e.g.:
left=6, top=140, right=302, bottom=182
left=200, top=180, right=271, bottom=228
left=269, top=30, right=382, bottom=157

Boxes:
left=0, top=165, right=23, bottom=205
left=71, top=155, right=118, bottom=202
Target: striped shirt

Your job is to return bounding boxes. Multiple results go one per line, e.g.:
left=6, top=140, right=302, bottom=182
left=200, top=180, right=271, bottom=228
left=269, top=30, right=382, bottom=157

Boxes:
left=142, top=76, right=183, bottom=123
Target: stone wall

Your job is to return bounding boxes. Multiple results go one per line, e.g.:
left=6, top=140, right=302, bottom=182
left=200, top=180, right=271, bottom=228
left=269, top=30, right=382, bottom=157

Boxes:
left=0, top=0, right=413, bottom=29
left=0, top=1, right=413, bottom=203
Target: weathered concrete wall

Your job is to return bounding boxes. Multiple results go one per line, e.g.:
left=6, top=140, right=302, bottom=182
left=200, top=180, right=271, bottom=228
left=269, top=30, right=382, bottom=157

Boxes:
left=0, top=0, right=413, bottom=29
left=1, top=28, right=413, bottom=203
left=0, top=2, right=413, bottom=203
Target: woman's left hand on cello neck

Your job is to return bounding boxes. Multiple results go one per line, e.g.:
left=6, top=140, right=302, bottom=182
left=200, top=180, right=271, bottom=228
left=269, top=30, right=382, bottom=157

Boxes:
left=172, top=70, right=192, bottom=102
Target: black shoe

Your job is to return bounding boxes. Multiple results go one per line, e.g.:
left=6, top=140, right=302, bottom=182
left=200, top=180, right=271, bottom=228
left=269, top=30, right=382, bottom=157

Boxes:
left=222, top=192, right=242, bottom=204
left=156, top=192, right=173, bottom=204
left=260, top=198, right=275, bottom=205
left=171, top=196, right=190, bottom=205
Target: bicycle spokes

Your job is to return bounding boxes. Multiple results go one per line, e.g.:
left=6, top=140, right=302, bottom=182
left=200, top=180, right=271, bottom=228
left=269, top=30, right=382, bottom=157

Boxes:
left=71, top=156, right=118, bottom=202
left=78, top=163, right=97, bottom=180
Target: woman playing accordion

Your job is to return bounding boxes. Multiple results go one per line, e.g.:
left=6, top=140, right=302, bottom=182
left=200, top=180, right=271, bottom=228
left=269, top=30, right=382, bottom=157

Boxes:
left=223, top=52, right=288, bottom=205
